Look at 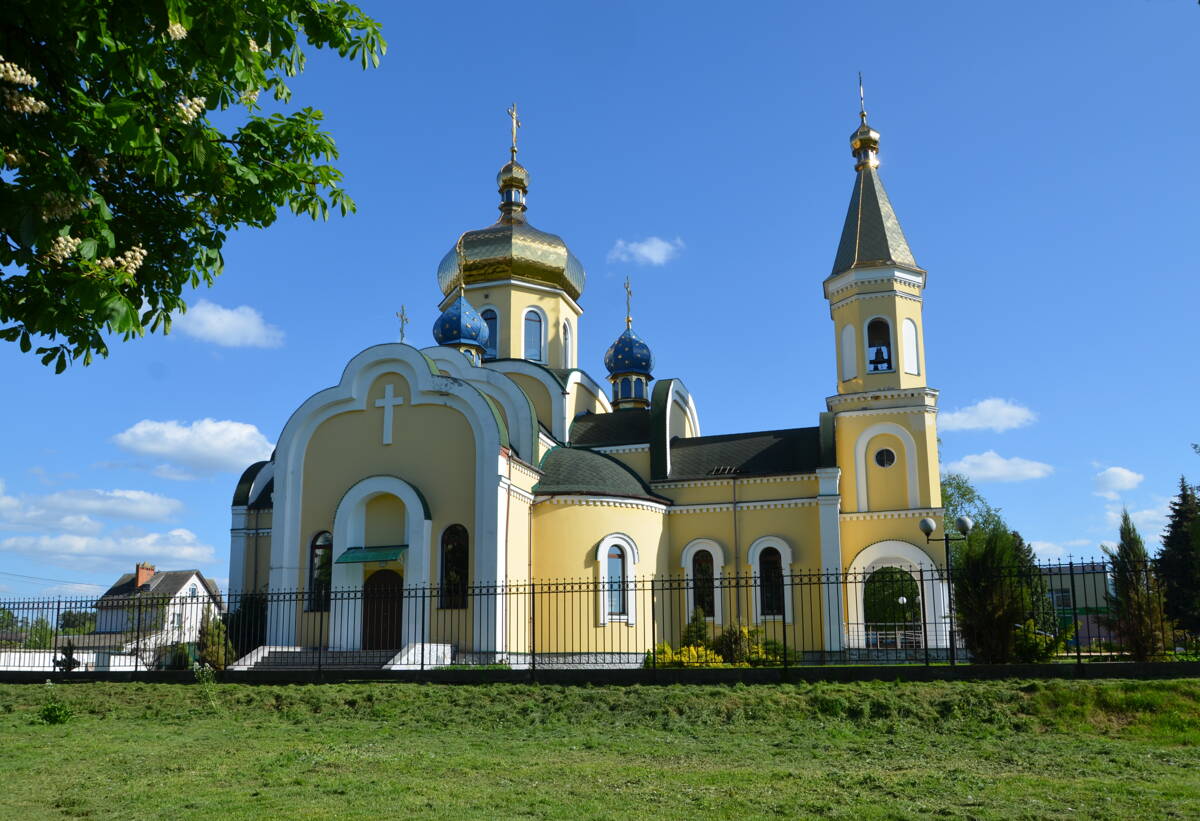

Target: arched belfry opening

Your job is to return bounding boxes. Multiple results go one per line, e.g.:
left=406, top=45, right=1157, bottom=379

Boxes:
left=867, top=318, right=893, bottom=373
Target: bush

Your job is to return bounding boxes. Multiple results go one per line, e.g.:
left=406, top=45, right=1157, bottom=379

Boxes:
left=1012, top=619, right=1072, bottom=663
left=681, top=608, right=710, bottom=649
left=199, top=614, right=235, bottom=670
left=644, top=642, right=728, bottom=668
left=711, top=624, right=761, bottom=664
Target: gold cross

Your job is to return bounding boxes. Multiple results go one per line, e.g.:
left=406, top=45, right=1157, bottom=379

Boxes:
left=858, top=71, right=867, bottom=123
left=396, top=305, right=409, bottom=343
left=624, top=276, right=633, bottom=329
left=507, top=102, right=521, bottom=160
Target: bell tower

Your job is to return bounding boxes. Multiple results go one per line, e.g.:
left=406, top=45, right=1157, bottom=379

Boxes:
left=824, top=84, right=941, bottom=516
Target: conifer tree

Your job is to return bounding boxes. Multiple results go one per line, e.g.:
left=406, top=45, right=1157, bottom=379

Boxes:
left=1157, top=476, right=1200, bottom=632
left=1104, top=511, right=1168, bottom=661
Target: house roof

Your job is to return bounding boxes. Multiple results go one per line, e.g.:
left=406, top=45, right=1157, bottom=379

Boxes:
left=569, top=410, right=651, bottom=447
left=97, top=570, right=222, bottom=607
left=534, top=446, right=668, bottom=503
left=664, top=427, right=824, bottom=481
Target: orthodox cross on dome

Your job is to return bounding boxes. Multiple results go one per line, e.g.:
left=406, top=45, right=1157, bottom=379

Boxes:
left=858, top=71, right=867, bottom=124
left=396, top=305, right=409, bottom=343
left=506, top=102, right=521, bottom=161
left=374, top=383, right=405, bottom=446
left=624, top=276, right=633, bottom=329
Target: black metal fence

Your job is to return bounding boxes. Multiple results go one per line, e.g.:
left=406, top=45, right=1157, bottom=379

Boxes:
left=0, top=559, right=1191, bottom=673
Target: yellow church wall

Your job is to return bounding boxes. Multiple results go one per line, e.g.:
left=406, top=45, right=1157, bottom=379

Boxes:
left=831, top=289, right=927, bottom=394
left=838, top=515, right=946, bottom=570
left=864, top=432, right=908, bottom=511
left=508, top=372, right=554, bottom=433
left=655, top=477, right=818, bottom=507
left=606, top=448, right=651, bottom=479
left=834, top=411, right=937, bottom=513
left=568, top=379, right=607, bottom=421
left=476, top=282, right=579, bottom=369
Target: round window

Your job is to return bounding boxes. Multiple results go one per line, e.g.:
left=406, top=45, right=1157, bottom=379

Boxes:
left=875, top=448, right=896, bottom=468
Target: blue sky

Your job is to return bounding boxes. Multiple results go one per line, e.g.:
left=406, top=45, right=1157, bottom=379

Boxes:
left=2, top=1, right=1198, bottom=596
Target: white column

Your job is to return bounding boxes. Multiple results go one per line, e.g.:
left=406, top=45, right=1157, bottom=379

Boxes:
left=816, top=467, right=844, bottom=652
left=228, top=506, right=248, bottom=600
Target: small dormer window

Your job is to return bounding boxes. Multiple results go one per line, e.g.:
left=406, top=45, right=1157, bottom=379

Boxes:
left=189, top=584, right=198, bottom=598
left=867, top=319, right=893, bottom=372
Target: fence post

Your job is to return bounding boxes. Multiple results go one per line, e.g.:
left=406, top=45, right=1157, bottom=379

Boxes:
left=420, top=585, right=427, bottom=672
left=52, top=597, right=62, bottom=673
left=919, top=565, right=930, bottom=667
left=134, top=596, right=143, bottom=672
left=1068, top=560, right=1082, bottom=665
left=529, top=581, right=537, bottom=678
left=945, top=557, right=957, bottom=667
left=650, top=577, right=657, bottom=670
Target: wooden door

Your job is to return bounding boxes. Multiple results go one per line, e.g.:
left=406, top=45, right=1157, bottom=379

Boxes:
left=362, top=569, right=403, bottom=651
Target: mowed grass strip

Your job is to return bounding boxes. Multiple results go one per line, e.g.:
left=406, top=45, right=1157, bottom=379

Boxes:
left=0, top=679, right=1197, bottom=819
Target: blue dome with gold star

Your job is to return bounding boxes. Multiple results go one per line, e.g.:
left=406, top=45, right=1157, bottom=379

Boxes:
left=432, top=294, right=489, bottom=350
left=604, top=328, right=654, bottom=376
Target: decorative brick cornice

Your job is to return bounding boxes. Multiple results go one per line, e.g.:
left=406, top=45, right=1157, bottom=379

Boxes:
left=840, top=507, right=942, bottom=522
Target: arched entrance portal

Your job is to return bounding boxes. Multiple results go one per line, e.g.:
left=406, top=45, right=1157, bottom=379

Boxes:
left=862, top=567, right=922, bottom=649
left=363, top=569, right=404, bottom=650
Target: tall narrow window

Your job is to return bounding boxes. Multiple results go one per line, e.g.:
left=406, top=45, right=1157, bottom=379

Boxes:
left=481, top=309, right=498, bottom=360
left=902, top=318, right=920, bottom=375
left=524, top=310, right=543, bottom=361
left=692, top=550, right=714, bottom=618
left=562, top=321, right=572, bottom=368
left=620, top=377, right=631, bottom=399
left=841, top=324, right=857, bottom=381
left=439, top=524, right=468, bottom=609
left=759, top=547, right=784, bottom=617
left=307, top=531, right=332, bottom=611
left=634, top=379, right=645, bottom=399
left=867, top=319, right=893, bottom=372
left=607, top=546, right=626, bottom=616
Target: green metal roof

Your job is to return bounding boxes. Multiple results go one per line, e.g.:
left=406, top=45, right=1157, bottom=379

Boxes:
left=830, top=167, right=920, bottom=276
left=335, top=546, right=407, bottom=564
left=664, top=427, right=823, bottom=481
left=534, top=446, right=668, bottom=503
left=569, top=409, right=651, bottom=447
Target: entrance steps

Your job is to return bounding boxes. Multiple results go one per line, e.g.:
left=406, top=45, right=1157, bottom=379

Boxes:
left=229, top=644, right=453, bottom=671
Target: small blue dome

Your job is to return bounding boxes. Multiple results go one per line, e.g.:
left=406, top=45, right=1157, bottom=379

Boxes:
left=432, top=295, right=489, bottom=349
left=604, top=328, right=654, bottom=376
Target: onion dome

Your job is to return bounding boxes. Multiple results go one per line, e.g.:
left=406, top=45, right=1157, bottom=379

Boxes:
left=436, top=157, right=586, bottom=301
left=432, top=293, right=489, bottom=351
left=603, top=328, right=654, bottom=377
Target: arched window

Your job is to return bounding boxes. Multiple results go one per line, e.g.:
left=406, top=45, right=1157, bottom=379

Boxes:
left=841, top=324, right=857, bottom=381
left=481, top=309, right=498, bottom=360
left=620, top=377, right=631, bottom=399
left=607, top=546, right=626, bottom=617
left=596, top=535, right=639, bottom=625
left=902, top=318, right=920, bottom=375
left=692, top=550, right=714, bottom=618
left=439, top=524, right=468, bottom=609
left=307, top=531, right=332, bottom=611
left=562, top=321, right=572, bottom=368
left=523, top=310, right=543, bottom=362
left=748, top=537, right=793, bottom=623
left=867, top=319, right=893, bottom=373
left=633, top=379, right=645, bottom=399
left=759, top=548, right=784, bottom=617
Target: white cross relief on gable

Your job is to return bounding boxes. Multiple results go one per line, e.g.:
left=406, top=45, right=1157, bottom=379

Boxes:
left=374, top=383, right=405, bottom=445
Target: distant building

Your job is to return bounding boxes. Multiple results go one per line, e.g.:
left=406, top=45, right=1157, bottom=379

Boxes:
left=1041, top=562, right=1115, bottom=649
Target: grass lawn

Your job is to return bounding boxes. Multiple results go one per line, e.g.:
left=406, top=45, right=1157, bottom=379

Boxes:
left=1, top=678, right=1197, bottom=819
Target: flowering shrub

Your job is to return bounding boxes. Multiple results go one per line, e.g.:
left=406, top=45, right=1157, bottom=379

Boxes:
left=644, top=643, right=730, bottom=668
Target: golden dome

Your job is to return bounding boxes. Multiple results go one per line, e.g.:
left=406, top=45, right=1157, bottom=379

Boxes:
left=437, top=159, right=586, bottom=301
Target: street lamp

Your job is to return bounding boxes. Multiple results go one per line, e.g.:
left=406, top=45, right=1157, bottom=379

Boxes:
left=918, top=515, right=973, bottom=665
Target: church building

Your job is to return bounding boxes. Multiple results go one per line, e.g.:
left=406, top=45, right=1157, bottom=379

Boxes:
left=228, top=102, right=950, bottom=663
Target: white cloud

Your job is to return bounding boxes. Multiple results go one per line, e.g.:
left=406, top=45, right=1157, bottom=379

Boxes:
left=173, top=300, right=284, bottom=348
left=0, top=528, right=214, bottom=567
left=607, top=236, right=684, bottom=266
left=939, top=398, right=1036, bottom=433
left=1093, top=466, right=1144, bottom=500
left=945, top=450, right=1054, bottom=482
left=39, top=582, right=106, bottom=596
left=1105, top=502, right=1169, bottom=541
left=1030, top=541, right=1063, bottom=559
left=113, top=418, right=274, bottom=476
left=37, top=489, right=182, bottom=522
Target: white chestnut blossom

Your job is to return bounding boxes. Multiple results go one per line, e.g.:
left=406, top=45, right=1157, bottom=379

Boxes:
left=240, top=88, right=260, bottom=105
left=47, top=235, right=81, bottom=263
left=0, top=57, right=38, bottom=87
left=175, top=95, right=206, bottom=124
left=166, top=23, right=188, bottom=41
left=99, top=245, right=148, bottom=274
left=2, top=88, right=48, bottom=114
left=248, top=39, right=260, bottom=53
left=41, top=193, right=82, bottom=221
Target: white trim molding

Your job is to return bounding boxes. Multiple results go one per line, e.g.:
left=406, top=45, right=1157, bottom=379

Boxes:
left=596, top=533, right=639, bottom=626
left=653, top=473, right=817, bottom=490
left=747, top=536, right=794, bottom=625
left=592, top=443, right=650, bottom=455
left=680, top=538, right=726, bottom=625
left=536, top=494, right=669, bottom=514
left=852, top=421, right=920, bottom=512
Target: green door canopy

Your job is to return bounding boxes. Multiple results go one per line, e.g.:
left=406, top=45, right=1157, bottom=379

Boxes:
left=334, top=546, right=407, bottom=564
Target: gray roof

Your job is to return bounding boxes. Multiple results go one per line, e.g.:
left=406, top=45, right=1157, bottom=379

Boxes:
left=831, top=167, right=920, bottom=276
left=569, top=410, right=651, bottom=447
left=534, top=446, right=668, bottom=502
left=97, top=570, right=222, bottom=607
left=665, top=427, right=824, bottom=481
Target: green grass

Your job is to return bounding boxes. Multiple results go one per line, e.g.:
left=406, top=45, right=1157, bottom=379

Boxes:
left=1, top=679, right=1198, bottom=819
